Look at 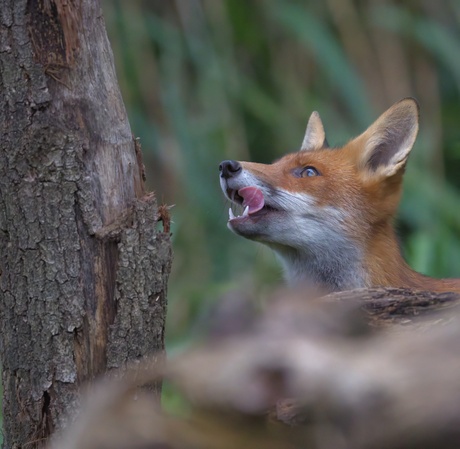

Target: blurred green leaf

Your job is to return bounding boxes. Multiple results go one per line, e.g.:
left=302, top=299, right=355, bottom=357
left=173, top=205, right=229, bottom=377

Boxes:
left=371, top=5, right=460, bottom=89
left=272, top=2, right=373, bottom=126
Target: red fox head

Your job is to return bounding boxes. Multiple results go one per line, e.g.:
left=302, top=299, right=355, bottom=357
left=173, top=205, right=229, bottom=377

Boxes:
left=219, top=98, right=424, bottom=291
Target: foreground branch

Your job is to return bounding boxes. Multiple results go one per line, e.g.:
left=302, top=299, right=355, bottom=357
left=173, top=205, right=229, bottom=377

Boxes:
left=50, top=287, right=460, bottom=449
left=327, top=286, right=460, bottom=326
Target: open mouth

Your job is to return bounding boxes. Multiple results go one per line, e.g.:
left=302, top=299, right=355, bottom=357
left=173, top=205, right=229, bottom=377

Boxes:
left=227, top=186, right=276, bottom=222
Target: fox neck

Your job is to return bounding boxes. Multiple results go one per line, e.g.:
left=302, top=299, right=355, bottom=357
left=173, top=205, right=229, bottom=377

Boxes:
left=272, top=221, right=460, bottom=293
left=270, top=235, right=368, bottom=292
left=365, top=222, right=460, bottom=293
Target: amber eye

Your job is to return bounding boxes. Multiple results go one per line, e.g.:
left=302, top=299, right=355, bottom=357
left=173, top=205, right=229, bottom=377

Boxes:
left=300, top=166, right=320, bottom=177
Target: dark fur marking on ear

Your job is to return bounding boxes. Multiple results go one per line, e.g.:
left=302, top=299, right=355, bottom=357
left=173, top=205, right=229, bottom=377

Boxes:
left=366, top=117, right=414, bottom=172
left=367, top=142, right=392, bottom=171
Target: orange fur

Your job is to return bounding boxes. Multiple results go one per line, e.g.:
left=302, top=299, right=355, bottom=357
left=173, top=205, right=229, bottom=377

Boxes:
left=221, top=98, right=460, bottom=293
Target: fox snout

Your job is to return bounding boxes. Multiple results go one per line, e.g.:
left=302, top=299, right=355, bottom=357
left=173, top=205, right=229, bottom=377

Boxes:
left=219, top=160, right=242, bottom=179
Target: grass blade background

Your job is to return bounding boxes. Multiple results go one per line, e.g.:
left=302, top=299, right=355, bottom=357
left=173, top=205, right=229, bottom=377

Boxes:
left=101, top=0, right=460, bottom=347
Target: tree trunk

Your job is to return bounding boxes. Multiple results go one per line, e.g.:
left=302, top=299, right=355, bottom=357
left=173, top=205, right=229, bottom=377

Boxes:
left=0, top=1, right=172, bottom=448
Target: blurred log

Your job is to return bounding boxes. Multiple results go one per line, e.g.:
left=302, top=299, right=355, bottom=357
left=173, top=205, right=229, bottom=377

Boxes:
left=326, top=287, right=460, bottom=327
left=50, top=287, right=460, bottom=449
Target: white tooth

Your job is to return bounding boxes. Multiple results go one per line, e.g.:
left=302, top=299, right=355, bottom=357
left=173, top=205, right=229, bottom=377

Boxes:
left=229, top=208, right=235, bottom=220
left=243, top=205, right=249, bottom=217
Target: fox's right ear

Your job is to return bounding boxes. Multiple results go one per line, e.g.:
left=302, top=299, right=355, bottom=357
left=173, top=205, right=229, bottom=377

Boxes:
left=355, top=98, right=419, bottom=178
left=300, top=111, right=328, bottom=151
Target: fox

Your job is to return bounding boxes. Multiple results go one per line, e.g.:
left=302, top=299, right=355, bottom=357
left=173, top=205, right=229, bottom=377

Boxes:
left=219, top=98, right=460, bottom=294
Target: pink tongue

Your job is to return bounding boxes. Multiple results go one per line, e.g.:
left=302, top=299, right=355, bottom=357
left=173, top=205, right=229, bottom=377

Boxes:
left=238, top=186, right=265, bottom=214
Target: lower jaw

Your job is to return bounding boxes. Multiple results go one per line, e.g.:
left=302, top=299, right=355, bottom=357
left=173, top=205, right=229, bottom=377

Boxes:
left=227, top=210, right=275, bottom=238
left=228, top=222, right=263, bottom=240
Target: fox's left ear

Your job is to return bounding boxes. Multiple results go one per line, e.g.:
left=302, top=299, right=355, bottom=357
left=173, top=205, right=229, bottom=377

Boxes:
left=355, top=97, right=419, bottom=178
left=300, top=111, right=328, bottom=151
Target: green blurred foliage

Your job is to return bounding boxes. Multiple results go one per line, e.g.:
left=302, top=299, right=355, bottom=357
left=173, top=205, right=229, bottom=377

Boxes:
left=102, top=0, right=460, bottom=348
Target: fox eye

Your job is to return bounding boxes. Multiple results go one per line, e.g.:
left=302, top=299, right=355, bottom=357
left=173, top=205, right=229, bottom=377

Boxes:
left=300, top=166, right=320, bottom=177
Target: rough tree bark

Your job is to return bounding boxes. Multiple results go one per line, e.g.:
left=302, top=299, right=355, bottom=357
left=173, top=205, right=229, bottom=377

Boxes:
left=0, top=1, right=172, bottom=448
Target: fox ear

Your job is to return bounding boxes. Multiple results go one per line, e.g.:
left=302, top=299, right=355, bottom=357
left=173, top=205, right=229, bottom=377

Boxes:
left=300, top=111, right=328, bottom=151
left=356, top=98, right=419, bottom=178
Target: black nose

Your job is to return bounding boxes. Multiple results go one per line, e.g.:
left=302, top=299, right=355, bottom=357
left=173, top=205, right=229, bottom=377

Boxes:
left=219, top=160, right=242, bottom=179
